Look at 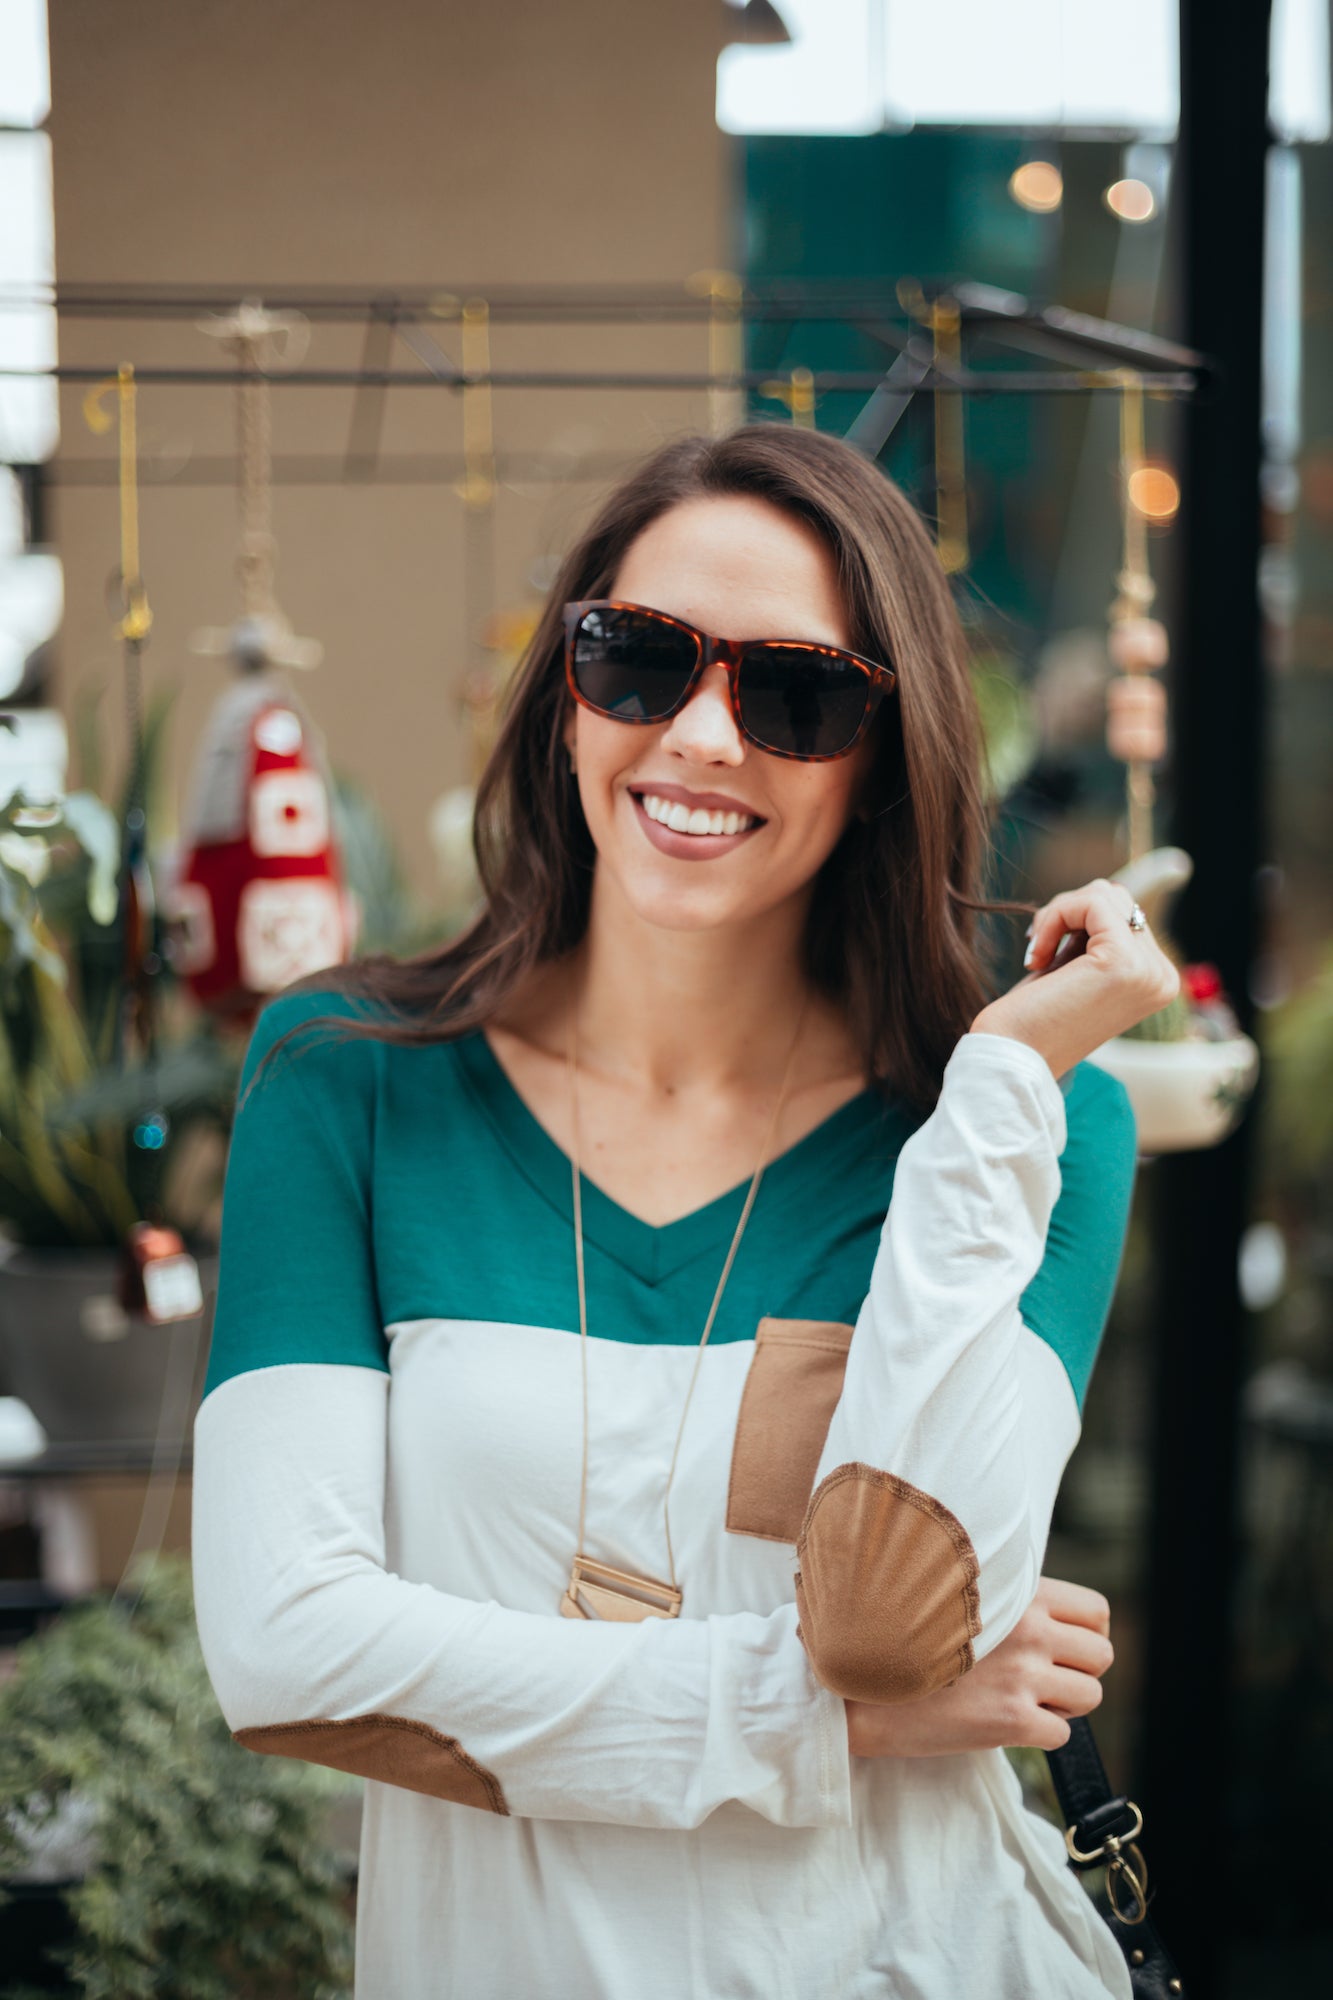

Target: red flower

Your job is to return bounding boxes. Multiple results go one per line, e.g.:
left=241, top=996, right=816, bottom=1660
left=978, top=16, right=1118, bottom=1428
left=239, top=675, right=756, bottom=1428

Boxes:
left=1183, top=961, right=1224, bottom=1003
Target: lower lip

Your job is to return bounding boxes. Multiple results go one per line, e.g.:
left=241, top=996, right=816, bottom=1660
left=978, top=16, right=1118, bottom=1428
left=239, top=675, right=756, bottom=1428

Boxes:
left=629, top=792, right=763, bottom=862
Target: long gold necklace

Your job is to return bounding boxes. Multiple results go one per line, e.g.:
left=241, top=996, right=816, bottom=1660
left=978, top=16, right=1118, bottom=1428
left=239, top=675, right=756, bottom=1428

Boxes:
left=560, top=985, right=807, bottom=1622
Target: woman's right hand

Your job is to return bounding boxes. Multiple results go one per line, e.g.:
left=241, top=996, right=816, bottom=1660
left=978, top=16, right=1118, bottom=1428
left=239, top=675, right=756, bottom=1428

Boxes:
left=845, top=1576, right=1113, bottom=1759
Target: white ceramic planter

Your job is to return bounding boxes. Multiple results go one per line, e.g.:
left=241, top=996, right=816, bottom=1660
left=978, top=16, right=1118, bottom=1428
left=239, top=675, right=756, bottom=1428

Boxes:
left=1084, top=1032, right=1260, bottom=1155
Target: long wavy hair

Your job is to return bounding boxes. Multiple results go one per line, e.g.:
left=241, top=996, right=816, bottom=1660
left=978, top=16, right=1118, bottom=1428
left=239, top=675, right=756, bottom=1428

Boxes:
left=243, top=422, right=1023, bottom=1116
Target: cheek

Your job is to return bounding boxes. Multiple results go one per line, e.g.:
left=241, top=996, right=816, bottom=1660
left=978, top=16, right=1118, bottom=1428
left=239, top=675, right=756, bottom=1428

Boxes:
left=770, top=765, right=861, bottom=858
left=572, top=710, right=654, bottom=808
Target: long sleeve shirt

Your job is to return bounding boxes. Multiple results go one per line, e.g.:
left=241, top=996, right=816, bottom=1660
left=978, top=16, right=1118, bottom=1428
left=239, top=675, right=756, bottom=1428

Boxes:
left=191, top=987, right=1138, bottom=2000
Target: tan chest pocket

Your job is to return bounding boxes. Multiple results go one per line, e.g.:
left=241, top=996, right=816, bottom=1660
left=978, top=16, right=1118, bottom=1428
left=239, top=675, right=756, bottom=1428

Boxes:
left=725, top=1316, right=854, bottom=1544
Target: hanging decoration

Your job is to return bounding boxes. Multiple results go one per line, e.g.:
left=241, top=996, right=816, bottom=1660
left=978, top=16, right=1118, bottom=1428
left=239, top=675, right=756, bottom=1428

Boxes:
left=685, top=269, right=745, bottom=437
left=893, top=276, right=970, bottom=575
left=929, top=294, right=969, bottom=576
left=81, top=365, right=159, bottom=1072
left=424, top=296, right=504, bottom=924
left=759, top=365, right=815, bottom=428
left=164, top=302, right=359, bottom=1025
left=81, top=364, right=203, bottom=1324
left=1086, top=369, right=1259, bottom=1153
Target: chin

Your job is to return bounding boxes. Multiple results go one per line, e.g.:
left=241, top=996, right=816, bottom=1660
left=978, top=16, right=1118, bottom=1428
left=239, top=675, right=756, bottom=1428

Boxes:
left=619, top=876, right=761, bottom=934
left=609, top=852, right=802, bottom=938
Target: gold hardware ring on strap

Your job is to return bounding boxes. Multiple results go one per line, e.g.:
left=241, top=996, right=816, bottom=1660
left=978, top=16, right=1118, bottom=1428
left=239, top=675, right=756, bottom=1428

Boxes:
left=1065, top=1799, right=1149, bottom=1927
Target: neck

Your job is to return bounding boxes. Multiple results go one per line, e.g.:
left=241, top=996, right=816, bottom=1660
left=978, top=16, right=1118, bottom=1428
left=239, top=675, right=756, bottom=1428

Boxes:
left=570, top=869, right=828, bottom=1095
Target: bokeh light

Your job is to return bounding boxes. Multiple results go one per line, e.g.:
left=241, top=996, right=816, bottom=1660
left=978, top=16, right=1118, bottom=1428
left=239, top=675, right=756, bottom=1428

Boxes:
left=1104, top=177, right=1157, bottom=221
left=1128, top=462, right=1181, bottom=522
left=1008, top=160, right=1063, bottom=213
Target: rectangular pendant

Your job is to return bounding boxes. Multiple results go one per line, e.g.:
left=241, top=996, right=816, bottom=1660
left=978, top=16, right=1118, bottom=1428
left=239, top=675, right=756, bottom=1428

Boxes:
left=560, top=1554, right=683, bottom=1622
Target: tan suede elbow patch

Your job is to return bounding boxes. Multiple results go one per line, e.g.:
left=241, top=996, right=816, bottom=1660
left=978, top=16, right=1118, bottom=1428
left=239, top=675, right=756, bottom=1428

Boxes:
left=726, top=1317, right=855, bottom=1544
left=234, top=1715, right=509, bottom=1815
left=794, top=1463, right=981, bottom=1703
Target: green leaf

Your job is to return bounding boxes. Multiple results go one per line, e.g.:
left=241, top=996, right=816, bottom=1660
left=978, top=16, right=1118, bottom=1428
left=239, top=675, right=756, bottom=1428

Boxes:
left=44, top=1038, right=239, bottom=1134
left=56, top=792, right=121, bottom=929
left=0, top=1554, right=355, bottom=1998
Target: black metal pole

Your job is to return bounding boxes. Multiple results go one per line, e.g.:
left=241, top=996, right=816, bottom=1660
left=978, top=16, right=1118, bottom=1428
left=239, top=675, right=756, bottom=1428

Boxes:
left=1138, top=3, right=1272, bottom=1993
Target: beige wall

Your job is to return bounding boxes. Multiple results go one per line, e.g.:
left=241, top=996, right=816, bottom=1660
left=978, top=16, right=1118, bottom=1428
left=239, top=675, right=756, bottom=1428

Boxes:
left=46, top=0, right=737, bottom=912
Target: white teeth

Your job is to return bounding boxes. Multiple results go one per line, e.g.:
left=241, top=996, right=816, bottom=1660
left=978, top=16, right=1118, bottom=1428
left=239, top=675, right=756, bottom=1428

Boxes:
left=637, top=792, right=757, bottom=836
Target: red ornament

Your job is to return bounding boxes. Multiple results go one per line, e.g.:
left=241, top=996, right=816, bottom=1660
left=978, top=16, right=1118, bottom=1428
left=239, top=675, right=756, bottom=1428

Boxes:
left=163, top=672, right=359, bottom=1030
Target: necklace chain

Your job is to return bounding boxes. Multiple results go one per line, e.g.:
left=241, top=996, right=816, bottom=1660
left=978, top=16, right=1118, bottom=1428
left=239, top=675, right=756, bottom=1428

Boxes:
left=566, top=977, right=807, bottom=1598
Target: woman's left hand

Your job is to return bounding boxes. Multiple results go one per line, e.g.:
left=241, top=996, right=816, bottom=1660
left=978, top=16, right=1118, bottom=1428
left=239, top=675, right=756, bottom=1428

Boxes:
left=968, top=876, right=1181, bottom=1081
left=844, top=1575, right=1114, bottom=1759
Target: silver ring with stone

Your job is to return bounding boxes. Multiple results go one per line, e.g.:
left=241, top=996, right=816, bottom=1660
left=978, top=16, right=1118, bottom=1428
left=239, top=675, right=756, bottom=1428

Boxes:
left=1127, top=901, right=1148, bottom=932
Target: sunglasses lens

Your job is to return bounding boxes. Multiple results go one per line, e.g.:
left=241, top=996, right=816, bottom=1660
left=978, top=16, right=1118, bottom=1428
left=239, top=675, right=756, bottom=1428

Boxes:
left=571, top=608, right=697, bottom=722
left=737, top=646, right=871, bottom=758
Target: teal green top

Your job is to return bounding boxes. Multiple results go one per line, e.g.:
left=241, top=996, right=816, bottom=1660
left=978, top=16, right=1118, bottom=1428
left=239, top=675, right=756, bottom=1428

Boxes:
left=203, top=988, right=1137, bottom=1413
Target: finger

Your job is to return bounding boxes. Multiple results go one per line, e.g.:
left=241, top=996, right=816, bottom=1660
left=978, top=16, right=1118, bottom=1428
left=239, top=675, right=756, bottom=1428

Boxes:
left=1024, top=1706, right=1073, bottom=1752
left=1045, top=1621, right=1114, bottom=1677
left=1040, top=1667, right=1105, bottom=1718
left=1023, top=879, right=1141, bottom=972
left=1038, top=1579, right=1112, bottom=1636
left=1022, top=901, right=1064, bottom=971
left=1023, top=903, right=1089, bottom=973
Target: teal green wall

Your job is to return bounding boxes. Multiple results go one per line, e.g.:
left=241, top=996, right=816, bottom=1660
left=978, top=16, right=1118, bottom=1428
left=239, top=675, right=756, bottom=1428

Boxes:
left=738, top=131, right=1127, bottom=645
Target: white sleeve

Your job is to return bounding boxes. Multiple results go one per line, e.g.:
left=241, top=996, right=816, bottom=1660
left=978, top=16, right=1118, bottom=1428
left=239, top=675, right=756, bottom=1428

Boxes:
left=191, top=1363, right=852, bottom=1831
left=794, top=1031, right=1086, bottom=1705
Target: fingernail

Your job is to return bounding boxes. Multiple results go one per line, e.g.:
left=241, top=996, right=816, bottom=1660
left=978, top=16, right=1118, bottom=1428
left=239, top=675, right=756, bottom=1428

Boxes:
left=1022, top=941, right=1035, bottom=969
left=1023, top=921, right=1033, bottom=938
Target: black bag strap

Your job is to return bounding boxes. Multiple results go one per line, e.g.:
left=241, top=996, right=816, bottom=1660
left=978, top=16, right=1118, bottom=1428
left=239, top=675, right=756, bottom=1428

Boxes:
left=1045, top=1716, right=1188, bottom=1999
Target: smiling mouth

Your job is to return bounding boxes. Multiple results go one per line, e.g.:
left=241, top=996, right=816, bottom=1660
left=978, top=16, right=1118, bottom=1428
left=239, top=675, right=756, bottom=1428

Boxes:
left=632, top=789, right=763, bottom=838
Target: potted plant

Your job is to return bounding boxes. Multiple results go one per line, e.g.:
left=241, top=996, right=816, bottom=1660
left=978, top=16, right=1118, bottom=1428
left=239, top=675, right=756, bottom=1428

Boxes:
left=0, top=1551, right=358, bottom=1997
left=0, top=679, right=448, bottom=1450
left=0, top=696, right=242, bottom=1448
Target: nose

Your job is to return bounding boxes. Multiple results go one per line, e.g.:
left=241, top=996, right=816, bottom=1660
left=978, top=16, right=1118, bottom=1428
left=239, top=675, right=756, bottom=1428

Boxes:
left=659, top=661, right=746, bottom=767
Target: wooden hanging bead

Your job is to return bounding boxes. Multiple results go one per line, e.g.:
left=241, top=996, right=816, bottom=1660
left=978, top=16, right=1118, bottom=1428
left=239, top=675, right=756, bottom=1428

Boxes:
left=1107, top=674, right=1168, bottom=762
left=1108, top=616, right=1170, bottom=673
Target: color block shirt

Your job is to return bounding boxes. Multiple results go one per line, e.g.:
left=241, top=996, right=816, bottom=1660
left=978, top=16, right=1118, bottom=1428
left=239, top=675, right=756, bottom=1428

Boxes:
left=191, top=987, right=1138, bottom=2000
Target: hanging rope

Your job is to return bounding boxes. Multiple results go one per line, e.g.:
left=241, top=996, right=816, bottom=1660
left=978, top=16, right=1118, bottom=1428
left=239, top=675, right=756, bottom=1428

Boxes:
left=931, top=297, right=968, bottom=575
left=1106, top=367, right=1170, bottom=863
left=83, top=364, right=153, bottom=644
left=459, top=297, right=497, bottom=510
left=196, top=302, right=308, bottom=617
left=236, top=336, right=276, bottom=619
left=83, top=365, right=155, bottom=1066
left=192, top=301, right=312, bottom=644
left=455, top=298, right=498, bottom=710
left=686, top=269, right=745, bottom=436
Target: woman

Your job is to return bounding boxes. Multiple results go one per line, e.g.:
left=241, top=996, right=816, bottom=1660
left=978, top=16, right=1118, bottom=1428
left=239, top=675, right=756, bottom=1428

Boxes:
left=192, top=422, right=1178, bottom=1998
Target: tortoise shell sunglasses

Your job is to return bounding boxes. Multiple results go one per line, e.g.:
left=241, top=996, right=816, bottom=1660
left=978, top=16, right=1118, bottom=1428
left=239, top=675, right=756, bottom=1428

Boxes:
left=563, top=600, right=898, bottom=763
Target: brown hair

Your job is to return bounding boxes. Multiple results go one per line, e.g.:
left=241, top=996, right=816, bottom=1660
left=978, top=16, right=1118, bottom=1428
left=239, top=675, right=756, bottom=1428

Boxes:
left=244, top=422, right=1021, bottom=1116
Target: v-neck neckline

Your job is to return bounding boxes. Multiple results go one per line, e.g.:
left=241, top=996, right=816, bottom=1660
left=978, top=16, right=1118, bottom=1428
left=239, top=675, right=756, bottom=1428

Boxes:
left=452, top=1027, right=910, bottom=1287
